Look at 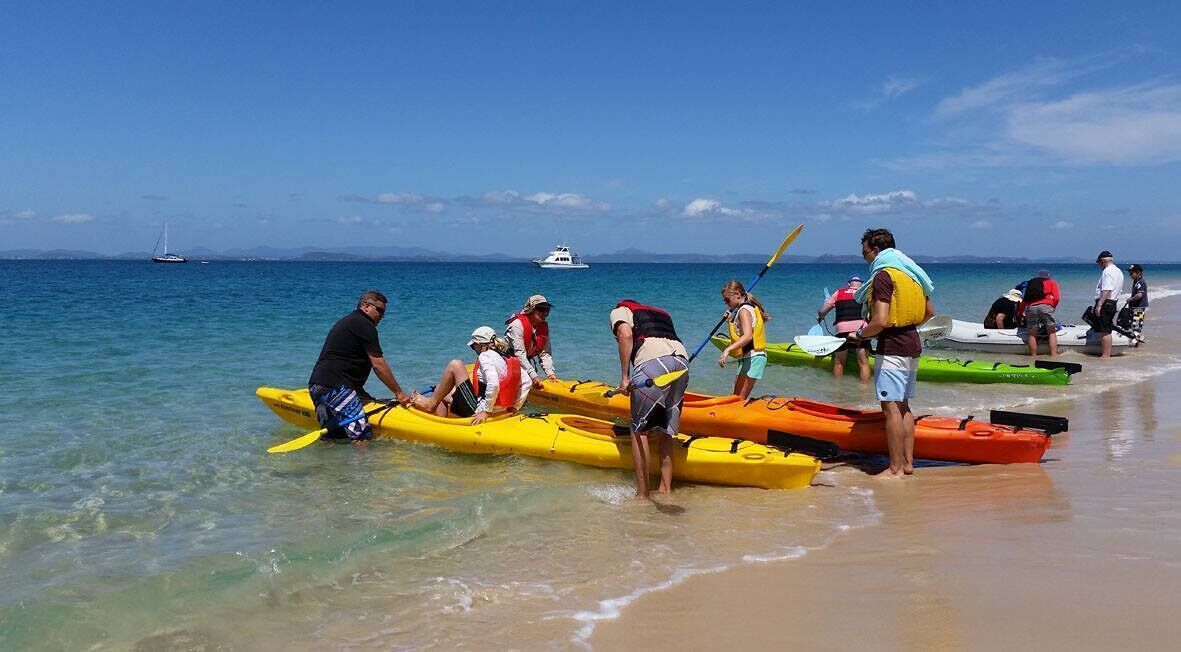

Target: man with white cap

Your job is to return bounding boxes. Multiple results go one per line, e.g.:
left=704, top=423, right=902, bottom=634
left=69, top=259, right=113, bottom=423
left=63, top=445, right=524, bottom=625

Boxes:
left=505, top=295, right=558, bottom=390
left=1093, top=250, right=1125, bottom=358
left=818, top=275, right=871, bottom=380
left=413, top=326, right=532, bottom=424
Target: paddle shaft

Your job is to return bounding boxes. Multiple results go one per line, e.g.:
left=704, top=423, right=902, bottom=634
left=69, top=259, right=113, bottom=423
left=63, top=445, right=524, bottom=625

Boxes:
left=687, top=225, right=804, bottom=363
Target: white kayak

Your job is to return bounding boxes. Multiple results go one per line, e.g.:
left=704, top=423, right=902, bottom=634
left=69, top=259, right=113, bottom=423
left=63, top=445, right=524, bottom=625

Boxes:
left=931, top=319, right=1133, bottom=356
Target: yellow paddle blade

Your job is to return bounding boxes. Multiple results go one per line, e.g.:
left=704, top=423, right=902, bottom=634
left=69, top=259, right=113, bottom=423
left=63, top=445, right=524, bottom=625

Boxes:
left=651, top=369, right=687, bottom=387
left=765, top=224, right=804, bottom=268
left=267, top=427, right=329, bottom=454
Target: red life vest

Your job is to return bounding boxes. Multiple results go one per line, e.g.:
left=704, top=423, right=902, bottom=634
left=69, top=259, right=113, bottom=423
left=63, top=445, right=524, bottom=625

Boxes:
left=833, top=287, right=863, bottom=324
left=614, top=300, right=681, bottom=361
left=471, top=355, right=523, bottom=410
left=506, top=313, right=549, bottom=358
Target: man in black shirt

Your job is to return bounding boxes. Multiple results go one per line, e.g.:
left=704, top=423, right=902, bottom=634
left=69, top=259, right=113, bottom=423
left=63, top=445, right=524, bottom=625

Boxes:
left=983, top=289, right=1022, bottom=329
left=308, top=291, right=410, bottom=441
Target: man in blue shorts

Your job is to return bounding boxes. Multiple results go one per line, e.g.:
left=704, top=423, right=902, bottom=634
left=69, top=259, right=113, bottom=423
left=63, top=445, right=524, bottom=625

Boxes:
left=847, top=229, right=936, bottom=478
left=307, top=291, right=411, bottom=442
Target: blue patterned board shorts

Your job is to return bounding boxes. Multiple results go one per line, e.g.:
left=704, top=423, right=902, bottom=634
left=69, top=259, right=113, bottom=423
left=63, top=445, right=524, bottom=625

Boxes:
left=308, top=384, right=373, bottom=441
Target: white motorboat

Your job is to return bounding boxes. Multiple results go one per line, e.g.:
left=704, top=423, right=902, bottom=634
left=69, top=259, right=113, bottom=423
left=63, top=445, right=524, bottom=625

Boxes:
left=531, top=245, right=589, bottom=269
left=930, top=318, right=1133, bottom=356
left=151, top=223, right=187, bottom=263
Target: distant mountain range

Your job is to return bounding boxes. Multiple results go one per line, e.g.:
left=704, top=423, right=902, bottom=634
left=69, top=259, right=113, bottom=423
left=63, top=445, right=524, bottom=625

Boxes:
left=0, top=245, right=1171, bottom=264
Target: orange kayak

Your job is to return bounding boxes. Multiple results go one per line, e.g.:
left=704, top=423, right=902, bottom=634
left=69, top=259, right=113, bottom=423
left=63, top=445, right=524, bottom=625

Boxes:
left=529, top=378, right=1063, bottom=464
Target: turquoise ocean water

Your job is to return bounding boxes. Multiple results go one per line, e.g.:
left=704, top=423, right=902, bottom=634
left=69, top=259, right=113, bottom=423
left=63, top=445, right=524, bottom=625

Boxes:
left=2, top=260, right=1180, bottom=649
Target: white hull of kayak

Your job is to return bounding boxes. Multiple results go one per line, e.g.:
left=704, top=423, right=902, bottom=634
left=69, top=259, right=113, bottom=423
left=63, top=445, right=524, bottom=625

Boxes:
left=930, top=319, right=1132, bottom=356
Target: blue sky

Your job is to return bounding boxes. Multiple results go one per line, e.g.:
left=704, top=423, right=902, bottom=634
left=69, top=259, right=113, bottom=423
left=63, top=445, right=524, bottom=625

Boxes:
left=2, top=1, right=1180, bottom=259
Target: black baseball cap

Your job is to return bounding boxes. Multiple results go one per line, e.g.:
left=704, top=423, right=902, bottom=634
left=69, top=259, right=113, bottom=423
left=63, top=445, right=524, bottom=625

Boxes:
left=1128, top=264, right=1143, bottom=273
left=1095, top=250, right=1113, bottom=262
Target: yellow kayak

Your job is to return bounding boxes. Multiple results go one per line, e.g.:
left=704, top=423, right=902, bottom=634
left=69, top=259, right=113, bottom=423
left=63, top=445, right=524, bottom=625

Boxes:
left=257, top=387, right=819, bottom=490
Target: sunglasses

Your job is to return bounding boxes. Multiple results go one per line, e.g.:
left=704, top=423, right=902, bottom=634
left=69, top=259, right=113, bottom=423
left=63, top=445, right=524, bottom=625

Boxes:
left=366, top=302, right=386, bottom=315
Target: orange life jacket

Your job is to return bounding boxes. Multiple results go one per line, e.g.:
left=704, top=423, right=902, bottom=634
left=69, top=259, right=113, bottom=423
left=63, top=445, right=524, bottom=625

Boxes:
left=471, top=355, right=523, bottom=410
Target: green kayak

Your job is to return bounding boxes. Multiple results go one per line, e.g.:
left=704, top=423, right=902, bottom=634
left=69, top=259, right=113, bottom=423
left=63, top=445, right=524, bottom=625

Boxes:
left=711, top=336, right=1078, bottom=385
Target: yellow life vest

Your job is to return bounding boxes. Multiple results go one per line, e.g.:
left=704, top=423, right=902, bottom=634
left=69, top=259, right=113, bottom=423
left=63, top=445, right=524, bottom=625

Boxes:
left=865, top=268, right=926, bottom=327
left=726, top=303, right=766, bottom=357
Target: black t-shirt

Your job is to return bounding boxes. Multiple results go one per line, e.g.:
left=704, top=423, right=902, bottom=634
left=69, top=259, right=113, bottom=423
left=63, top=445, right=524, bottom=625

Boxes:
left=1129, top=278, right=1149, bottom=308
left=984, top=297, right=1018, bottom=329
left=308, top=310, right=383, bottom=390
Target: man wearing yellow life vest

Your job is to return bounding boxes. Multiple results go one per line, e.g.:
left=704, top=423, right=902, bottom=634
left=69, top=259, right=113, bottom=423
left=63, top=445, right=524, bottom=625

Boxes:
left=847, top=228, right=936, bottom=478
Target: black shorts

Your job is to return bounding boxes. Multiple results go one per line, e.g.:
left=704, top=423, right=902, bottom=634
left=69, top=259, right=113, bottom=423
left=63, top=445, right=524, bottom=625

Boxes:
left=449, top=379, right=480, bottom=417
left=1093, top=300, right=1117, bottom=334
left=837, top=332, right=872, bottom=353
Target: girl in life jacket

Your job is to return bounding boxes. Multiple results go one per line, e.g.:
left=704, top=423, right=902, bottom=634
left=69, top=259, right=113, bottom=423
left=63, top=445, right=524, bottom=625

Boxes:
left=717, top=279, right=771, bottom=399
left=412, top=326, right=532, bottom=425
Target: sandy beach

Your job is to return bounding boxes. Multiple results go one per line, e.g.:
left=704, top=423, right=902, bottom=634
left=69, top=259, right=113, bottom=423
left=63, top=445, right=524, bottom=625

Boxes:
left=594, top=300, right=1181, bottom=650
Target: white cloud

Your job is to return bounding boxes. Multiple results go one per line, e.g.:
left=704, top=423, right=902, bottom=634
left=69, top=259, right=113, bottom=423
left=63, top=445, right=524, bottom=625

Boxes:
left=971, top=220, right=992, bottom=230
left=1052, top=220, right=1073, bottom=230
left=335, top=215, right=364, bottom=225
left=831, top=190, right=918, bottom=215
left=1005, top=82, right=1181, bottom=165
left=654, top=197, right=672, bottom=211
left=850, top=74, right=925, bottom=110
left=376, top=192, right=447, bottom=213
left=681, top=198, right=752, bottom=218
left=883, top=75, right=924, bottom=99
left=52, top=213, right=93, bottom=224
left=935, top=56, right=1110, bottom=117
left=470, top=189, right=608, bottom=214
left=525, top=192, right=605, bottom=211
left=16, top=209, right=36, bottom=219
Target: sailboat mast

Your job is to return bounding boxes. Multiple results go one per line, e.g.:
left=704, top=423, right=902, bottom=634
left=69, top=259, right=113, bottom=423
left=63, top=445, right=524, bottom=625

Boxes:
left=164, top=223, right=168, bottom=254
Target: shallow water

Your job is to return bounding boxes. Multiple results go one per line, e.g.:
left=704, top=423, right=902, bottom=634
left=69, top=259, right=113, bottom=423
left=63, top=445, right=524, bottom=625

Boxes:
left=1, top=260, right=1178, bottom=649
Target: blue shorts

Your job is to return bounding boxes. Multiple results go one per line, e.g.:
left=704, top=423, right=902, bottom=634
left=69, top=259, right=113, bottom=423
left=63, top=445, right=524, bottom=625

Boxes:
left=736, top=353, right=767, bottom=380
left=308, top=384, right=373, bottom=441
left=873, top=355, right=918, bottom=403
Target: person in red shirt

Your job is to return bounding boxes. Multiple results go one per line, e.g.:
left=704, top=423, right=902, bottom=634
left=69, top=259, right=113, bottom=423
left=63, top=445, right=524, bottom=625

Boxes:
left=1017, top=270, right=1061, bottom=356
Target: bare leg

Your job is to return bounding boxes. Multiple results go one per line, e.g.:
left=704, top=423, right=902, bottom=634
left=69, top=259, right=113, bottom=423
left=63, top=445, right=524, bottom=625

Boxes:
left=733, top=374, right=757, bottom=399
left=1047, top=330, right=1058, bottom=356
left=832, top=349, right=848, bottom=378
left=630, top=429, right=651, bottom=498
left=900, top=399, right=915, bottom=474
left=855, top=348, right=871, bottom=382
left=1026, top=333, right=1038, bottom=356
left=1101, top=333, right=1112, bottom=358
left=656, top=432, right=674, bottom=495
left=879, top=401, right=907, bottom=478
left=417, top=359, right=468, bottom=413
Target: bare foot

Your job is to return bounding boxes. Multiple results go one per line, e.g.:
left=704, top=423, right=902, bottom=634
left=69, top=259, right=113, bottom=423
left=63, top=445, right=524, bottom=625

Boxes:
left=874, top=469, right=905, bottom=479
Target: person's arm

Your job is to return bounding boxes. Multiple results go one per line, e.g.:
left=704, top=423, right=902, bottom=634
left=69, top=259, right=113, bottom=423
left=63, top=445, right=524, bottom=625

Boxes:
left=855, top=299, right=891, bottom=339
left=614, top=322, right=634, bottom=394
left=817, top=293, right=837, bottom=321
left=538, top=335, right=556, bottom=381
left=719, top=308, right=754, bottom=366
left=1129, top=282, right=1144, bottom=304
left=369, top=353, right=411, bottom=405
left=1096, top=289, right=1112, bottom=311
left=993, top=312, right=1006, bottom=329
left=507, top=321, right=540, bottom=384
left=471, top=357, right=498, bottom=424
left=924, top=297, right=935, bottom=322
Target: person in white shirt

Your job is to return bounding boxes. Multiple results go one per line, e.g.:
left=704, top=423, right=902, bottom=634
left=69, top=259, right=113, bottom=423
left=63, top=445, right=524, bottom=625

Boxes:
left=504, top=294, right=558, bottom=390
left=412, top=327, right=532, bottom=424
left=1092, top=250, right=1125, bottom=358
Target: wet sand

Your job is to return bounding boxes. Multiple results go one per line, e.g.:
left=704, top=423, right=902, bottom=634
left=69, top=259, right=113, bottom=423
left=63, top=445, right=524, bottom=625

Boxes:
left=594, top=305, right=1181, bottom=650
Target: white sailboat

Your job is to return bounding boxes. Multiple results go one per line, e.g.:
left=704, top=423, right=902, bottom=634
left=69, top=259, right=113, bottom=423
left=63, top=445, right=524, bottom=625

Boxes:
left=151, top=223, right=187, bottom=263
left=531, top=245, right=589, bottom=269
